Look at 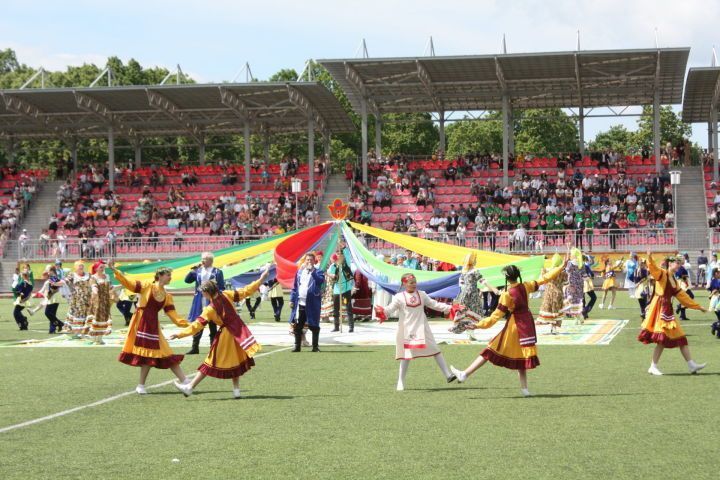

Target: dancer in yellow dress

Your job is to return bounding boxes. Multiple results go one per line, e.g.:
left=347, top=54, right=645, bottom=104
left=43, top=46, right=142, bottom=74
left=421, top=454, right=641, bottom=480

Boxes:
left=109, top=262, right=189, bottom=395
left=450, top=256, right=567, bottom=397
left=170, top=266, right=271, bottom=399
left=638, top=252, right=707, bottom=375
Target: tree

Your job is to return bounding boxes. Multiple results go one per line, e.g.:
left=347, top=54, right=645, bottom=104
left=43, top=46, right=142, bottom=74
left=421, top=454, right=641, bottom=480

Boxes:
left=0, top=48, right=20, bottom=74
left=588, top=125, right=635, bottom=152
left=635, top=105, right=692, bottom=148
left=379, top=113, right=439, bottom=156
left=514, top=108, right=579, bottom=154
left=445, top=113, right=503, bottom=157
left=268, top=68, right=299, bottom=82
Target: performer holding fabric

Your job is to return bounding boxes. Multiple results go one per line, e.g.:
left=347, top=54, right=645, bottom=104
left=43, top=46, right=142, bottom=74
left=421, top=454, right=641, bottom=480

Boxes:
left=86, top=261, right=115, bottom=345
left=581, top=255, right=596, bottom=319
left=623, top=253, right=639, bottom=298
left=64, top=261, right=92, bottom=337
left=109, top=262, right=189, bottom=394
left=289, top=253, right=326, bottom=352
left=374, top=273, right=457, bottom=391
left=638, top=252, right=707, bottom=376
left=33, top=265, right=64, bottom=333
left=450, top=259, right=567, bottom=397
left=537, top=254, right=567, bottom=333
left=170, top=266, right=271, bottom=399
left=185, top=252, right=225, bottom=355
left=351, top=270, right=373, bottom=321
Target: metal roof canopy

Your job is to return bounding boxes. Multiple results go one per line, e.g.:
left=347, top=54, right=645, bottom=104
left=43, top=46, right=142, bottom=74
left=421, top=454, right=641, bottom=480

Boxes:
left=0, top=82, right=355, bottom=141
left=319, top=47, right=689, bottom=185
left=683, top=67, right=720, bottom=181
left=319, top=48, right=689, bottom=113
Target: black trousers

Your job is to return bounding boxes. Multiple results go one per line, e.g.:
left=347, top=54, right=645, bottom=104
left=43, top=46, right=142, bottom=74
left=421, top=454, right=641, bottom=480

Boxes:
left=333, top=291, right=354, bottom=330
left=482, top=292, right=499, bottom=315
left=638, top=296, right=648, bottom=319
left=270, top=297, right=284, bottom=321
left=583, top=290, right=597, bottom=318
left=245, top=297, right=261, bottom=315
left=293, top=306, right=319, bottom=350
left=116, top=300, right=133, bottom=325
left=14, top=305, right=28, bottom=329
left=45, top=303, right=62, bottom=332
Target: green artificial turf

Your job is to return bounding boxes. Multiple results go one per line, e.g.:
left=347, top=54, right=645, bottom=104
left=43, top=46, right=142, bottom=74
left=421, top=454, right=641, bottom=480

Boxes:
left=0, top=291, right=718, bottom=479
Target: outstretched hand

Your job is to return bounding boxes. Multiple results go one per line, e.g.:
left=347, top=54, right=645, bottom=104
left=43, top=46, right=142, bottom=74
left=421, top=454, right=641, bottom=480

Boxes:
left=168, top=333, right=179, bottom=340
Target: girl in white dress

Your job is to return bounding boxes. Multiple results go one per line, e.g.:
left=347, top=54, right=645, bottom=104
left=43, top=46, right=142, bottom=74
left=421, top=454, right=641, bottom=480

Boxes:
left=374, top=273, right=456, bottom=391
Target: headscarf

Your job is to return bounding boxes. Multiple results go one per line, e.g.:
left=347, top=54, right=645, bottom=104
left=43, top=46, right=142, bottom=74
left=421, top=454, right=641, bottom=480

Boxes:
left=550, top=253, right=563, bottom=269
left=570, top=248, right=583, bottom=266
left=462, top=252, right=477, bottom=273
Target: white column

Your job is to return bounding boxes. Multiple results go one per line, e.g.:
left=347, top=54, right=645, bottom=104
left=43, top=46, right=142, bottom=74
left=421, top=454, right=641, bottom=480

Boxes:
left=108, top=128, right=115, bottom=191
left=375, top=115, right=382, bottom=159
left=578, top=106, right=585, bottom=156
left=308, top=116, right=315, bottom=193
left=71, top=139, right=78, bottom=175
left=361, top=97, right=368, bottom=183
left=653, top=91, right=661, bottom=173
left=198, top=134, right=206, bottom=166
left=502, top=95, right=509, bottom=187
left=134, top=140, right=142, bottom=169
left=244, top=122, right=251, bottom=192
left=438, top=111, right=446, bottom=154
left=713, top=109, right=719, bottom=183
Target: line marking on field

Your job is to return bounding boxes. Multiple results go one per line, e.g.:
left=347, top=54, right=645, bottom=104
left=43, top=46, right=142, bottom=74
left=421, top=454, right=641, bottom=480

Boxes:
left=0, top=346, right=291, bottom=435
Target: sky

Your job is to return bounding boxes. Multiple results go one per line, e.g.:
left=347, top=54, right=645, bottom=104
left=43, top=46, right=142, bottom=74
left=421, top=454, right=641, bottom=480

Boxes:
left=1, top=0, right=719, bottom=147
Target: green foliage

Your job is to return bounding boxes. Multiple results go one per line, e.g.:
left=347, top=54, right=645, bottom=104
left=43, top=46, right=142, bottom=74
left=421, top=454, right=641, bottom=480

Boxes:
left=267, top=68, right=299, bottom=82
left=379, top=113, right=439, bottom=156
left=445, top=112, right=503, bottom=157
left=635, top=105, right=692, bottom=147
left=587, top=125, right=635, bottom=152
left=514, top=108, right=579, bottom=154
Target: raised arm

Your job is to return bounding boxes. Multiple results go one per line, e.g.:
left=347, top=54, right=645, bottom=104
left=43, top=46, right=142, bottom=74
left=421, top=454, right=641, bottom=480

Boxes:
left=676, top=290, right=705, bottom=312
left=163, top=293, right=190, bottom=328
left=184, top=268, right=197, bottom=284
left=646, top=253, right=664, bottom=282
left=171, top=305, right=215, bottom=339
left=473, top=292, right=513, bottom=329
left=111, top=266, right=145, bottom=294
left=420, top=291, right=451, bottom=315
left=230, top=278, right=263, bottom=302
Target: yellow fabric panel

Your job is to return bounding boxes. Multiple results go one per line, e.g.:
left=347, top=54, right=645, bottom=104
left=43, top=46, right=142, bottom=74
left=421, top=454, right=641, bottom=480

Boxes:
left=348, top=221, right=522, bottom=266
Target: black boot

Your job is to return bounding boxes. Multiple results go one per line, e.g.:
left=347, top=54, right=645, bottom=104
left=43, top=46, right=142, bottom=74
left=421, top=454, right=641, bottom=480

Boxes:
left=292, top=330, right=302, bottom=352
left=311, top=328, right=320, bottom=352
left=124, top=315, right=131, bottom=327
left=186, top=334, right=200, bottom=355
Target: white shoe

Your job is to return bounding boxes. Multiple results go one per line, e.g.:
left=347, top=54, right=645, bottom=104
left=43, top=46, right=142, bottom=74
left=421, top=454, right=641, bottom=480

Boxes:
left=135, top=384, right=147, bottom=395
left=396, top=383, right=404, bottom=391
left=450, top=366, right=467, bottom=383
left=689, top=362, right=707, bottom=374
left=598, top=303, right=604, bottom=309
left=233, top=388, right=242, bottom=399
left=173, top=380, right=193, bottom=397
left=521, top=388, right=532, bottom=397
left=647, top=365, right=663, bottom=376
left=607, top=305, right=614, bottom=310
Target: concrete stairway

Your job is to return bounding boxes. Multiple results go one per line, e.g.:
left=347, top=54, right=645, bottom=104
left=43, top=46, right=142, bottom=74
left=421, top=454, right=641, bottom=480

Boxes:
left=1, top=180, right=63, bottom=292
left=674, top=166, right=711, bottom=256
left=319, top=173, right=350, bottom=223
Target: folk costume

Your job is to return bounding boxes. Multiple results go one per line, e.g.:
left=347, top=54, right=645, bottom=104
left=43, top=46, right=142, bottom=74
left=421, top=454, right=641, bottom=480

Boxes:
left=538, top=254, right=566, bottom=329
left=86, top=263, right=115, bottom=344
left=289, top=263, right=325, bottom=352
left=114, top=269, right=188, bottom=369
left=37, top=273, right=64, bottom=333
left=351, top=270, right=373, bottom=320
left=174, top=279, right=263, bottom=380
left=65, top=266, right=92, bottom=336
left=638, top=256, right=701, bottom=349
left=13, top=275, right=33, bottom=330
left=562, top=248, right=585, bottom=324
left=375, top=274, right=456, bottom=390
left=185, top=264, right=225, bottom=353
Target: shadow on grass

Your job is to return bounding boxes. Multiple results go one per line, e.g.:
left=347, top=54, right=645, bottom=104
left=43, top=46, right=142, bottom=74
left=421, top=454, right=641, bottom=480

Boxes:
left=208, top=394, right=296, bottom=402
left=661, top=372, right=719, bottom=377
left=475, top=392, right=650, bottom=399
left=410, top=386, right=488, bottom=392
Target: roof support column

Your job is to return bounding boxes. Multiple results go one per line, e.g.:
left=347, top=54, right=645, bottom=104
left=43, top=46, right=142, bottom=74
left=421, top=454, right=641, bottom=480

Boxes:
left=438, top=111, right=446, bottom=155
left=323, top=131, right=331, bottom=161
left=308, top=116, right=315, bottom=193
left=133, top=139, right=142, bottom=170
left=502, top=95, right=510, bottom=187
left=653, top=90, right=661, bottom=173
left=70, top=138, right=78, bottom=176
left=244, top=122, right=251, bottom=193
left=360, top=97, right=368, bottom=184
left=508, top=107, right=515, bottom=155
left=374, top=115, right=382, bottom=159
left=198, top=133, right=206, bottom=166
left=712, top=109, right=719, bottom=183
left=578, top=106, right=585, bottom=157
left=108, top=127, right=115, bottom=191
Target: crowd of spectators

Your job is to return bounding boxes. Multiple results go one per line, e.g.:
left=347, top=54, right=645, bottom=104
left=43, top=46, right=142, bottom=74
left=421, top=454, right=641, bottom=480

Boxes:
left=346, top=150, right=676, bottom=246
left=1, top=167, right=41, bottom=253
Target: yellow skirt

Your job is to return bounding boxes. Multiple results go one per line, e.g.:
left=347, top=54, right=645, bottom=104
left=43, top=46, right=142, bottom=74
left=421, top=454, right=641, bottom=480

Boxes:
left=638, top=296, right=688, bottom=348
left=118, top=311, right=183, bottom=369
left=199, top=328, right=260, bottom=379
left=482, top=317, right=539, bottom=370
left=602, top=277, right=616, bottom=290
